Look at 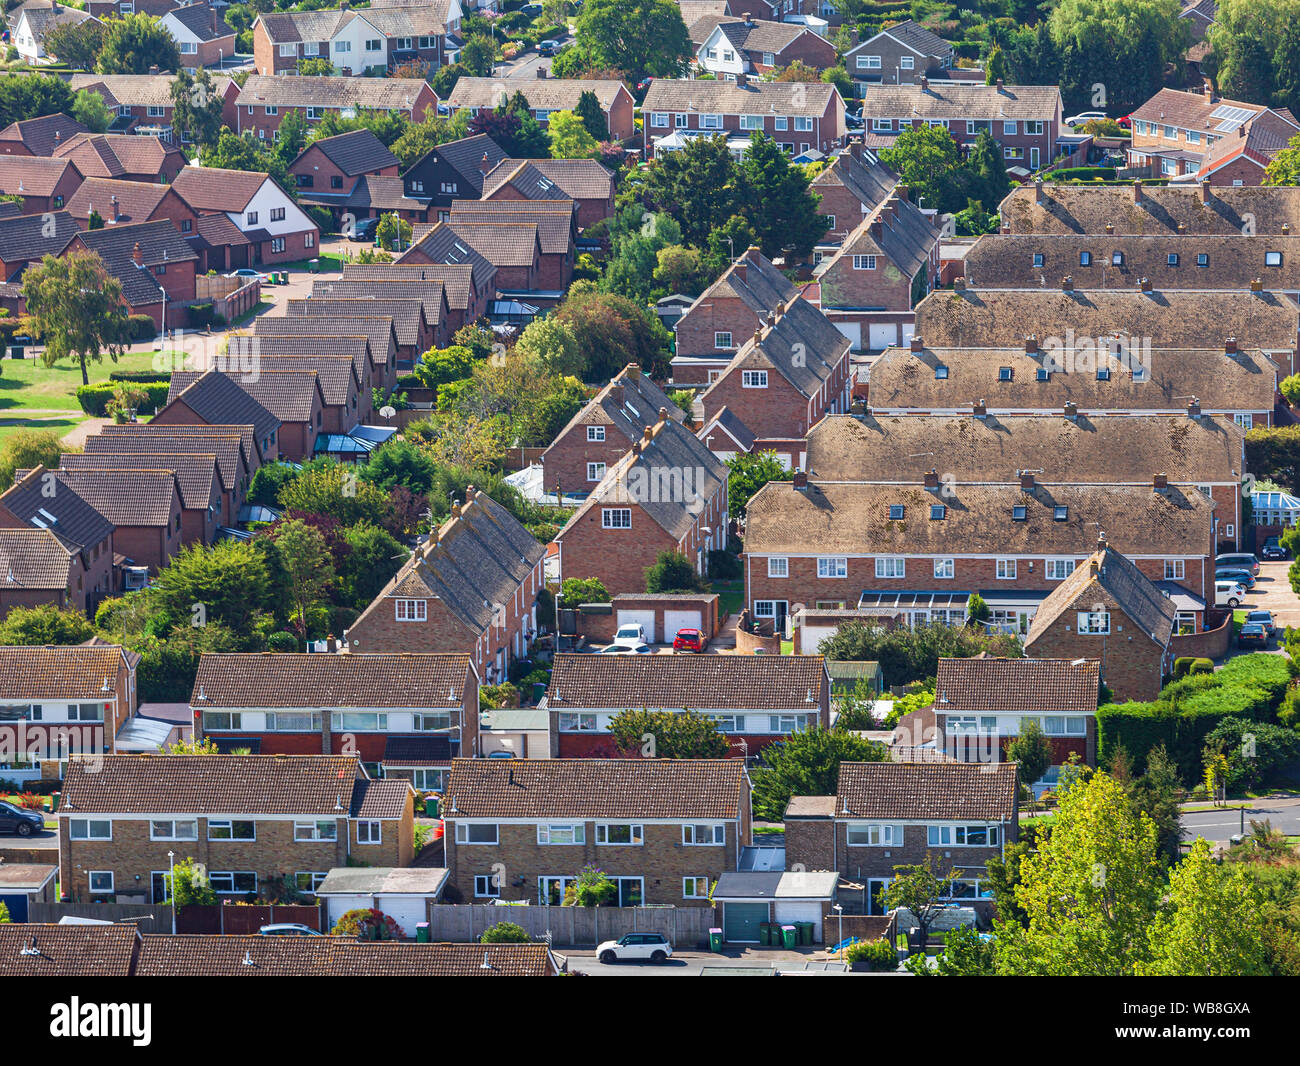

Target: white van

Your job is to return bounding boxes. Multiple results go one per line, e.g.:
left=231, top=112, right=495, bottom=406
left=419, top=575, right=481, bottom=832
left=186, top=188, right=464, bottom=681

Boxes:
left=1215, top=580, right=1247, bottom=608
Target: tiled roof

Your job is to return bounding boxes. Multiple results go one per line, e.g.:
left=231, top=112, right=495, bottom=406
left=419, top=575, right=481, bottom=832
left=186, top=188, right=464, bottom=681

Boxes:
left=444, top=758, right=747, bottom=820
left=91, top=424, right=249, bottom=492
left=166, top=0, right=233, bottom=41
left=643, top=78, right=837, bottom=118
left=807, top=412, right=1246, bottom=484
left=60, top=452, right=218, bottom=512
left=48, top=469, right=179, bottom=527
left=0, top=465, right=113, bottom=556
left=416, top=133, right=508, bottom=198
left=192, top=212, right=251, bottom=249
left=163, top=370, right=282, bottom=443
left=397, top=222, right=496, bottom=291
left=837, top=761, right=1018, bottom=821
left=934, top=657, right=1100, bottom=714
left=0, top=925, right=140, bottom=977
left=1130, top=87, right=1271, bottom=133
left=549, top=364, right=684, bottom=453
left=860, top=81, right=1060, bottom=121
left=448, top=200, right=574, bottom=255
left=483, top=158, right=614, bottom=202
left=191, top=652, right=471, bottom=708
left=825, top=192, right=940, bottom=286
left=0, top=528, right=73, bottom=589
left=225, top=340, right=362, bottom=402
left=0, top=113, right=89, bottom=156
left=448, top=77, right=627, bottom=114
left=340, top=261, right=476, bottom=312
left=446, top=221, right=540, bottom=266
left=0, top=157, right=79, bottom=200
left=478, top=160, right=573, bottom=203
left=338, top=174, right=428, bottom=214
left=13, top=2, right=98, bottom=45
left=383, top=734, right=453, bottom=765
left=744, top=480, right=1214, bottom=558
left=349, top=778, right=412, bottom=819
left=850, top=17, right=953, bottom=58
left=0, top=645, right=128, bottom=700
left=546, top=652, right=828, bottom=710
left=866, top=344, right=1277, bottom=414
left=811, top=147, right=899, bottom=224
left=311, top=277, right=448, bottom=324
left=684, top=246, right=797, bottom=322
left=65, top=177, right=172, bottom=225
left=75, top=218, right=198, bottom=306
left=61, top=754, right=367, bottom=815
left=999, top=182, right=1300, bottom=235
left=171, top=369, right=323, bottom=423
left=53, top=133, right=182, bottom=179
left=171, top=165, right=270, bottom=213
left=298, top=128, right=398, bottom=177
left=285, top=297, right=426, bottom=348
left=914, top=286, right=1300, bottom=352
left=699, top=405, right=756, bottom=451
left=67, top=73, right=235, bottom=111
left=236, top=75, right=432, bottom=114
left=135, top=937, right=555, bottom=976
left=253, top=315, right=396, bottom=374
left=690, top=14, right=808, bottom=53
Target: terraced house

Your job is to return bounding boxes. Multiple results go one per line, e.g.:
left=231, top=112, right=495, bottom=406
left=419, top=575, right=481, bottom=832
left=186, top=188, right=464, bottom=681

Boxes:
left=445, top=78, right=635, bottom=143
left=543, top=653, right=830, bottom=758
left=57, top=755, right=414, bottom=902
left=191, top=652, right=477, bottom=779
left=234, top=75, right=439, bottom=142
left=442, top=758, right=751, bottom=907
left=67, top=73, right=240, bottom=143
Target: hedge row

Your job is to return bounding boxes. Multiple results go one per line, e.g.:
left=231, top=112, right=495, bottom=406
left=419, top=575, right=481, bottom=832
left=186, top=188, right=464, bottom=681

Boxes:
left=75, top=381, right=171, bottom=416
left=108, top=370, right=171, bottom=384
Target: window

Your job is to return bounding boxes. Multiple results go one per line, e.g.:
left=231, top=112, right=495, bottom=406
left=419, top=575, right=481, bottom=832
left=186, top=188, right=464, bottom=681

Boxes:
left=1187, top=129, right=1200, bottom=144
left=1003, top=120, right=1017, bottom=135
left=88, top=871, right=114, bottom=895
left=294, top=820, right=337, bottom=842
left=928, top=824, right=1000, bottom=847
left=412, top=769, right=446, bottom=791
left=209, top=871, right=257, bottom=894
left=1077, top=610, right=1110, bottom=634
left=394, top=37, right=412, bottom=50
left=414, top=712, right=450, bottom=732
left=739, top=114, right=763, bottom=130
left=418, top=36, right=435, bottom=49
left=68, top=703, right=103, bottom=722
left=876, top=556, right=905, bottom=579
left=1032, top=253, right=1044, bottom=267
left=934, top=557, right=954, bottom=579
left=395, top=598, right=427, bottom=622
left=858, top=55, right=882, bottom=69
left=1267, top=251, right=1283, bottom=267
left=683, top=877, right=710, bottom=899
left=775, top=116, right=788, bottom=130
left=279, top=43, right=298, bottom=57
left=305, top=232, right=315, bottom=250
left=1197, top=253, right=1209, bottom=267
left=714, top=331, right=734, bottom=349
left=701, top=114, right=723, bottom=129
left=934, top=365, right=948, bottom=379
left=1080, top=251, right=1092, bottom=266
left=304, top=42, right=320, bottom=56
left=900, top=56, right=914, bottom=70
left=794, top=117, right=813, bottom=131
left=818, top=556, right=847, bottom=578
left=150, top=820, right=197, bottom=841
left=331, top=712, right=387, bottom=731
left=264, top=106, right=277, bottom=117
left=889, top=504, right=905, bottom=520
left=558, top=712, right=597, bottom=732
left=409, top=179, right=424, bottom=193
left=208, top=820, right=255, bottom=841
left=474, top=874, right=500, bottom=898
left=202, top=711, right=241, bottom=731
left=1025, top=120, right=1044, bottom=135
left=295, top=872, right=328, bottom=893
left=180, top=219, right=192, bottom=234
left=1044, top=716, right=1087, bottom=736
left=847, top=823, right=897, bottom=846
left=650, top=112, right=669, bottom=128
left=852, top=255, right=877, bottom=270
left=1111, top=251, right=1124, bottom=266
left=69, top=819, right=111, bottom=841
left=180, top=41, right=197, bottom=54
left=930, top=504, right=946, bottom=520
left=767, top=556, right=788, bottom=578
left=1046, top=558, right=1075, bottom=580
left=1164, top=559, right=1185, bottom=580
left=675, top=113, right=689, bottom=128
left=455, top=823, right=498, bottom=844
left=270, top=207, right=285, bottom=222
left=596, top=823, right=643, bottom=845
left=996, top=558, right=1017, bottom=580
left=146, top=105, right=165, bottom=118
left=356, top=820, right=383, bottom=844
left=683, top=823, right=725, bottom=845
left=1167, top=253, right=1179, bottom=266
left=537, top=823, right=586, bottom=845
left=769, top=714, right=799, bottom=733
left=742, top=370, right=768, bottom=388
left=722, top=50, right=735, bottom=62
left=270, top=237, right=286, bottom=254
left=586, top=425, right=605, bottom=442
left=1097, top=366, right=1110, bottom=380
left=873, top=118, right=891, bottom=132
left=246, top=211, right=258, bottom=226
left=602, top=508, right=631, bottom=529
left=586, top=462, right=606, bottom=482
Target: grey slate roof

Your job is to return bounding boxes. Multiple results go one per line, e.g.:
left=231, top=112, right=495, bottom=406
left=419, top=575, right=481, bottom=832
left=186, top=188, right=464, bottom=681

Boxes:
left=299, top=128, right=399, bottom=177
left=414, top=133, right=508, bottom=198
left=164, top=370, right=282, bottom=445
left=399, top=221, right=497, bottom=291
left=0, top=466, right=114, bottom=556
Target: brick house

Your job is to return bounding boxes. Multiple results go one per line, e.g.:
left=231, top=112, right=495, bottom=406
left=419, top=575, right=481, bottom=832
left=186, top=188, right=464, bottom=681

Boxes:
left=0, top=210, right=80, bottom=281
left=0, top=644, right=138, bottom=786
left=304, top=277, right=453, bottom=351
left=671, top=247, right=799, bottom=386
left=742, top=474, right=1215, bottom=636
left=543, top=653, right=830, bottom=758
left=171, top=165, right=319, bottom=267
left=191, top=652, right=477, bottom=782
left=440, top=220, right=544, bottom=292
left=0, top=466, right=115, bottom=611
left=70, top=219, right=200, bottom=329
left=150, top=370, right=282, bottom=465
left=285, top=295, right=438, bottom=366
left=0, top=529, right=92, bottom=623
left=59, top=452, right=222, bottom=547
left=288, top=129, right=401, bottom=212
left=391, top=233, right=496, bottom=327
left=552, top=413, right=729, bottom=596
left=845, top=18, right=955, bottom=86
left=1024, top=543, right=1177, bottom=701
left=57, top=754, right=415, bottom=902
left=448, top=199, right=576, bottom=292
left=0, top=158, right=83, bottom=216
left=442, top=758, right=751, bottom=907
left=344, top=485, right=547, bottom=687
left=784, top=761, right=1018, bottom=917
left=480, top=158, right=615, bottom=232
left=168, top=369, right=325, bottom=461
left=64, top=178, right=200, bottom=236
left=867, top=338, right=1277, bottom=431
left=0, top=113, right=89, bottom=157
left=541, top=363, right=684, bottom=499
left=809, top=142, right=902, bottom=247
left=807, top=410, right=1250, bottom=551
left=66, top=73, right=240, bottom=144
left=914, top=283, right=1300, bottom=377
left=698, top=296, right=853, bottom=439
left=642, top=78, right=844, bottom=159
left=253, top=313, right=399, bottom=392
left=445, top=77, right=636, bottom=143
left=860, top=80, right=1062, bottom=175
left=690, top=14, right=838, bottom=79
left=400, top=133, right=507, bottom=217
left=52, top=133, right=186, bottom=185
left=159, top=1, right=237, bottom=71
left=214, top=334, right=370, bottom=429
left=233, top=75, right=438, bottom=142
left=806, top=191, right=940, bottom=352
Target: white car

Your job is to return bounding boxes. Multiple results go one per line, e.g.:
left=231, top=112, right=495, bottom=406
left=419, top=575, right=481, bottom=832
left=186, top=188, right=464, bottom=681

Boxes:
left=611, top=623, right=646, bottom=648
left=1064, top=111, right=1107, bottom=128
left=599, top=642, right=651, bottom=654
left=1215, top=579, right=1247, bottom=609
left=597, top=932, right=672, bottom=964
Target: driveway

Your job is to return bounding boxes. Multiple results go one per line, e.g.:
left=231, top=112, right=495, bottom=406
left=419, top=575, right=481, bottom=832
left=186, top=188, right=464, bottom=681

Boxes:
left=564, top=947, right=846, bottom=976
left=1233, top=560, right=1300, bottom=628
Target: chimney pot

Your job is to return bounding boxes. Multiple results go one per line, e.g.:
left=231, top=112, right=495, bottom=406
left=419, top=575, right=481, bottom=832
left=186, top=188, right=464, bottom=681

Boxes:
left=793, top=469, right=808, bottom=489
left=972, top=398, right=987, bottom=419
left=1225, top=337, right=1238, bottom=354
left=465, top=484, right=476, bottom=500
left=1062, top=275, right=1074, bottom=292
left=924, top=469, right=939, bottom=489
left=1132, top=179, right=1143, bottom=204
left=1024, top=334, right=1037, bottom=354
left=658, top=406, right=668, bottom=423
left=1140, top=277, right=1152, bottom=293
left=909, top=334, right=923, bottom=352
left=1284, top=222, right=1292, bottom=235
left=1153, top=472, right=1168, bottom=492
left=132, top=242, right=143, bottom=267
left=1104, top=222, right=1114, bottom=234
left=954, top=276, right=966, bottom=291
left=921, top=76, right=929, bottom=92
left=995, top=78, right=1004, bottom=91
left=1251, top=278, right=1263, bottom=293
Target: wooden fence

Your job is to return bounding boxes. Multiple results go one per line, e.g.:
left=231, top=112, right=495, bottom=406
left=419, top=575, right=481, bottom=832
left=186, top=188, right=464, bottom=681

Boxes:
left=25, top=901, right=324, bottom=933
left=420, top=904, right=717, bottom=947
left=29, top=901, right=172, bottom=933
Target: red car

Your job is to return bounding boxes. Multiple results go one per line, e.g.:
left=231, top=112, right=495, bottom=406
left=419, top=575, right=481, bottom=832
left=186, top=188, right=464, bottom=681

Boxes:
left=673, top=628, right=707, bottom=652
left=1118, top=114, right=1132, bottom=129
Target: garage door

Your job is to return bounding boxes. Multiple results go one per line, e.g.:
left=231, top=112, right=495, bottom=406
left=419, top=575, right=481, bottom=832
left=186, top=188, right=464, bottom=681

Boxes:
left=833, top=322, right=860, bottom=351
left=774, top=901, right=823, bottom=941
left=327, top=894, right=367, bottom=930
left=723, top=902, right=769, bottom=943
left=663, top=610, right=702, bottom=639
left=616, top=610, right=657, bottom=644
left=868, top=322, right=898, bottom=350
left=380, top=896, right=428, bottom=939
left=0, top=894, right=26, bottom=922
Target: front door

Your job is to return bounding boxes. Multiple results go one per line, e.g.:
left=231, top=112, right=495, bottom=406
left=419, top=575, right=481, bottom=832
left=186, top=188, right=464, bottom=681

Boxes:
left=867, top=878, right=891, bottom=916
left=1030, top=146, right=1040, bottom=170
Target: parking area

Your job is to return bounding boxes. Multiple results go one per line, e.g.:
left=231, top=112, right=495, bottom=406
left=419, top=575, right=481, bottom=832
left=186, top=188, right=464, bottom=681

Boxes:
left=1235, top=560, right=1300, bottom=628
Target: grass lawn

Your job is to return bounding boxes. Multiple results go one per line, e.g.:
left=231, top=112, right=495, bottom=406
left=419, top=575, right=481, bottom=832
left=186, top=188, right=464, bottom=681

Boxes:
left=712, top=578, right=744, bottom=617
left=0, top=350, right=164, bottom=415
left=275, top=252, right=346, bottom=273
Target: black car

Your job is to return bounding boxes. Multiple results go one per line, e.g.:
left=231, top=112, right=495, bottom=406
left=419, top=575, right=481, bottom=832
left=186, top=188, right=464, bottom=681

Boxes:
left=1261, top=543, right=1288, bottom=560
left=0, top=799, right=43, bottom=837
left=347, top=216, right=380, bottom=242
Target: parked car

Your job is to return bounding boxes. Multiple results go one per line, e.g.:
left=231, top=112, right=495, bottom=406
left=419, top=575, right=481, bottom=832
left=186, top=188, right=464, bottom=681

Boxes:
left=1216, top=567, right=1256, bottom=589
left=0, top=800, right=42, bottom=837
left=1238, top=622, right=1270, bottom=648
left=486, top=750, right=517, bottom=759
left=1215, top=579, right=1247, bottom=608
left=258, top=924, right=323, bottom=936
left=1245, top=610, right=1277, bottom=638
left=612, top=623, right=646, bottom=648
left=845, top=111, right=864, bottom=129
left=1117, top=114, right=1132, bottom=129
left=1261, top=543, right=1289, bottom=560
left=226, top=268, right=267, bottom=282
left=1216, top=552, right=1260, bottom=576
left=599, top=642, right=651, bottom=654
left=673, top=628, right=708, bottom=652
left=348, top=216, right=380, bottom=242
left=1064, top=110, right=1107, bottom=128
left=597, top=932, right=672, bottom=964
left=537, top=38, right=562, bottom=55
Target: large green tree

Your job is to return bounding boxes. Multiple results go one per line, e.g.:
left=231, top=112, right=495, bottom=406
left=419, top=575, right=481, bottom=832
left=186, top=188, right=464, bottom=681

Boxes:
left=0, top=74, right=73, bottom=128
left=740, top=133, right=828, bottom=258
left=0, top=604, right=94, bottom=646
left=726, top=450, right=787, bottom=519
left=575, top=0, right=691, bottom=79
left=97, top=13, right=181, bottom=75
left=644, top=134, right=749, bottom=249
left=171, top=69, right=228, bottom=150
left=750, top=726, right=886, bottom=821
left=46, top=20, right=107, bottom=71
left=550, top=287, right=672, bottom=380
left=22, top=250, right=129, bottom=386
left=149, top=540, right=274, bottom=635
left=264, top=519, right=334, bottom=637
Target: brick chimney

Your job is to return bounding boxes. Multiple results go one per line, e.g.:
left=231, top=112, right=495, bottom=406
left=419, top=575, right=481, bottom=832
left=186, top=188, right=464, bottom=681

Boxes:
left=954, top=276, right=966, bottom=291
left=734, top=260, right=747, bottom=282
left=753, top=326, right=763, bottom=344
left=132, top=242, right=143, bottom=268
left=110, top=195, right=119, bottom=222
left=1024, top=334, right=1037, bottom=354
left=1153, top=472, right=1168, bottom=493
left=465, top=484, right=476, bottom=502
left=1034, top=178, right=1043, bottom=204
left=625, top=362, right=640, bottom=380
left=1064, top=401, right=1078, bottom=421
left=924, top=469, right=939, bottom=489
left=1020, top=471, right=1035, bottom=490
left=608, top=383, right=624, bottom=405
left=1187, top=397, right=1201, bottom=418
left=1132, top=179, right=1143, bottom=204
left=1139, top=277, right=1152, bottom=293
left=793, top=469, right=808, bottom=489
left=480, top=152, right=490, bottom=175
left=658, top=406, right=668, bottom=423
left=1200, top=179, right=1211, bottom=204
left=910, top=334, right=923, bottom=352
left=972, top=398, right=987, bottom=419
left=848, top=141, right=862, bottom=161
left=870, top=216, right=884, bottom=241
left=1062, top=276, right=1074, bottom=292
left=995, top=78, right=1004, bottom=91
left=920, top=76, right=929, bottom=92
left=1225, top=337, right=1237, bottom=354
left=1250, top=278, right=1263, bottom=293
left=735, top=72, right=747, bottom=89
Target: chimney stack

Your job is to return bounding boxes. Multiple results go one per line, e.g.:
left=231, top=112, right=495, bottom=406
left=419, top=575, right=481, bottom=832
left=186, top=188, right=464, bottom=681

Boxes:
left=1132, top=179, right=1143, bottom=204
left=1062, top=275, right=1074, bottom=292
left=954, top=276, right=966, bottom=291
left=465, top=484, right=476, bottom=501
left=924, top=469, right=939, bottom=489
left=793, top=469, right=808, bottom=489
left=609, top=383, right=624, bottom=405
left=920, top=76, right=929, bottom=92
left=848, top=141, right=862, bottom=161
left=480, top=152, right=490, bottom=175
left=995, top=78, right=1004, bottom=91
left=734, top=261, right=747, bottom=281
left=1225, top=337, right=1238, bottom=354
left=1033, top=177, right=1043, bottom=204
left=910, top=334, right=923, bottom=352
left=1250, top=278, right=1263, bottom=293
left=1024, top=334, right=1038, bottom=354
left=132, top=242, right=143, bottom=267
left=625, top=362, right=640, bottom=380
left=1153, top=472, right=1168, bottom=493
left=1096, top=531, right=1108, bottom=551
left=1020, top=471, right=1035, bottom=490
left=658, top=406, right=668, bottom=423
left=1139, top=277, right=1152, bottom=293
left=753, top=326, right=763, bottom=344
left=1187, top=397, right=1201, bottom=419
left=1104, top=222, right=1114, bottom=234
left=1064, top=401, right=1078, bottom=421
left=111, top=195, right=119, bottom=222
left=1200, top=179, right=1211, bottom=204
left=735, top=72, right=747, bottom=89
left=973, top=398, right=987, bottom=419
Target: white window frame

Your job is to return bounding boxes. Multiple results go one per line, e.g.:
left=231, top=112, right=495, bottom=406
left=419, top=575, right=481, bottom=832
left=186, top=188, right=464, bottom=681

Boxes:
left=875, top=556, right=905, bottom=579
left=69, top=818, right=112, bottom=841
left=682, top=823, right=725, bottom=846
left=933, top=557, right=954, bottom=579
left=996, top=558, right=1017, bottom=580
left=294, top=820, right=338, bottom=842
left=456, top=822, right=499, bottom=845
left=356, top=820, right=382, bottom=844
left=683, top=876, right=710, bottom=899
left=1045, top=558, right=1076, bottom=581
left=537, top=823, right=586, bottom=845
left=1077, top=610, right=1110, bottom=635
left=847, top=822, right=897, bottom=846
left=714, top=331, right=734, bottom=349
left=149, top=819, right=198, bottom=841
left=1164, top=559, right=1185, bottom=580
left=395, top=598, right=427, bottom=622
left=586, top=462, right=606, bottom=482
left=817, top=556, right=848, bottom=579
left=768, top=556, right=789, bottom=578
left=595, top=823, right=643, bottom=845
left=602, top=508, right=632, bottom=529
left=88, top=871, right=114, bottom=895
left=742, top=370, right=768, bottom=388
left=852, top=255, right=877, bottom=270
left=586, top=424, right=606, bottom=442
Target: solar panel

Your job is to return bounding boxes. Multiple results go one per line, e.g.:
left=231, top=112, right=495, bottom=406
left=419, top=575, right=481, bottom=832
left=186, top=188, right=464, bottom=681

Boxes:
left=1210, top=105, right=1254, bottom=132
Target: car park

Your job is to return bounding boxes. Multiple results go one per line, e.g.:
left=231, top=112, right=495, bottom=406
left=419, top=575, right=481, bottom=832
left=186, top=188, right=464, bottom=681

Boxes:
left=0, top=799, right=43, bottom=837
left=596, top=932, right=672, bottom=964
left=673, top=628, right=707, bottom=652
left=599, top=642, right=651, bottom=654
left=1238, top=622, right=1270, bottom=648
left=1215, top=552, right=1260, bottom=576
left=1245, top=610, right=1276, bottom=638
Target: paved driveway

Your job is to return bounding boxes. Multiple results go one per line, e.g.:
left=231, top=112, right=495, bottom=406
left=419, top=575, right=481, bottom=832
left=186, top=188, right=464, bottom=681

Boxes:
left=1234, top=560, right=1300, bottom=628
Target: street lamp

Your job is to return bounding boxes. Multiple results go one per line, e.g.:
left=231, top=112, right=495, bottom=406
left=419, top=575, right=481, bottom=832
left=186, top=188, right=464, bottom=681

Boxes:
left=554, top=590, right=563, bottom=649
left=168, top=851, right=176, bottom=935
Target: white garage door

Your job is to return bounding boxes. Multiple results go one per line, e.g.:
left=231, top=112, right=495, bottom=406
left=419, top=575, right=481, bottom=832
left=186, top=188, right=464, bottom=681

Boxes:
left=867, top=322, right=898, bottom=351
left=774, top=901, right=824, bottom=941
left=380, top=896, right=428, bottom=939
left=326, top=894, right=367, bottom=930
left=900, top=322, right=915, bottom=346
left=663, top=610, right=703, bottom=638
left=799, top=625, right=837, bottom=655
left=833, top=321, right=860, bottom=351
left=617, top=609, right=657, bottom=643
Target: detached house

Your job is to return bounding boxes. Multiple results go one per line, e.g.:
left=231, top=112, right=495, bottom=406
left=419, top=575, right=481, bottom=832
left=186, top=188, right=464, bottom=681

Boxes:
left=445, top=78, right=635, bottom=143
left=442, top=758, right=751, bottom=907
left=1024, top=543, right=1178, bottom=701
left=64, top=177, right=200, bottom=235
left=690, top=13, right=838, bottom=79
left=171, top=165, right=319, bottom=267
left=0, top=113, right=89, bottom=157
left=552, top=412, right=729, bottom=596
left=345, top=485, right=546, bottom=686
left=288, top=128, right=405, bottom=221
left=192, top=652, right=477, bottom=780
left=544, top=653, right=830, bottom=758
left=159, top=1, right=237, bottom=72
left=0, top=157, right=83, bottom=216
left=58, top=754, right=415, bottom=902
left=400, top=133, right=507, bottom=217
left=11, top=1, right=100, bottom=64
left=845, top=18, right=955, bottom=85
left=69, top=218, right=200, bottom=329
left=150, top=369, right=282, bottom=465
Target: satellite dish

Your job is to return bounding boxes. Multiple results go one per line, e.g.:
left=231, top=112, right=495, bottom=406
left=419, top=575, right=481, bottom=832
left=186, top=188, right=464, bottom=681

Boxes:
left=380, top=405, right=396, bottom=419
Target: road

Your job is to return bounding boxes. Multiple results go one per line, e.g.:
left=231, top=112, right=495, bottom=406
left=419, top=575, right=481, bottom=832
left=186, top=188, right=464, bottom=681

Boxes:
left=1181, top=797, right=1300, bottom=843
left=563, top=948, right=846, bottom=976
left=493, top=31, right=573, bottom=80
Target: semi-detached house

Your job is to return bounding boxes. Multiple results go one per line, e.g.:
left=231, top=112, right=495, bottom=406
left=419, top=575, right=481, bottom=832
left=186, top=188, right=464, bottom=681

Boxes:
left=690, top=13, right=838, bottom=79
left=67, top=73, right=240, bottom=143
left=171, top=165, right=319, bottom=267
left=234, top=75, right=439, bottom=142
left=444, top=78, right=635, bottom=143
left=844, top=18, right=955, bottom=85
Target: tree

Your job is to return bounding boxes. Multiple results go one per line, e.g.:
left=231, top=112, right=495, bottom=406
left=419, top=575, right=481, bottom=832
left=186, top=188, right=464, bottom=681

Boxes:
left=313, top=107, right=409, bottom=148
left=560, top=576, right=610, bottom=604
left=985, top=840, right=1031, bottom=927
left=912, top=923, right=999, bottom=976
left=0, top=429, right=68, bottom=488
left=376, top=212, right=413, bottom=252
left=513, top=316, right=585, bottom=378
left=97, top=13, right=181, bottom=75
left=162, top=736, right=222, bottom=754
left=200, top=126, right=293, bottom=193
left=277, top=464, right=390, bottom=526
left=150, top=539, right=274, bottom=635
left=338, top=522, right=404, bottom=609
left=264, top=519, right=334, bottom=636
left=45, top=20, right=106, bottom=71
left=0, top=74, right=73, bottom=128
left=575, top=0, right=691, bottom=79
left=726, top=450, right=787, bottom=518
left=701, top=214, right=758, bottom=280
left=818, top=621, right=1023, bottom=687
left=966, top=129, right=1010, bottom=210
left=1266, top=132, right=1300, bottom=186
left=740, top=133, right=828, bottom=258
left=1128, top=743, right=1183, bottom=866
left=166, top=857, right=218, bottom=906
left=879, top=124, right=967, bottom=214
left=644, top=550, right=708, bottom=593
left=390, top=110, right=471, bottom=168
left=22, top=250, right=129, bottom=386
left=644, top=134, right=749, bottom=248
left=0, top=604, right=95, bottom=646
left=481, top=921, right=531, bottom=943
left=1006, top=718, right=1052, bottom=793
left=984, top=44, right=1010, bottom=85
left=548, top=109, right=600, bottom=159
left=432, top=63, right=469, bottom=100
left=71, top=89, right=112, bottom=133
left=460, top=34, right=497, bottom=77
left=652, top=244, right=704, bottom=296
left=995, top=771, right=1163, bottom=976
left=608, top=707, right=729, bottom=758
left=563, top=863, right=618, bottom=906
left=574, top=89, right=609, bottom=141
left=297, top=57, right=335, bottom=76
left=271, top=108, right=308, bottom=166
left=550, top=288, right=672, bottom=380
left=750, top=726, right=886, bottom=821
left=772, top=59, right=824, bottom=83
left=882, top=857, right=961, bottom=951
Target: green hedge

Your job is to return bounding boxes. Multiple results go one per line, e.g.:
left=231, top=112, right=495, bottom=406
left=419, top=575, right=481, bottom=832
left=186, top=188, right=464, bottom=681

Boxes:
left=108, top=370, right=170, bottom=384
left=75, top=381, right=171, bottom=416
left=1215, top=653, right=1295, bottom=707
left=127, top=314, right=157, bottom=342
left=1097, top=699, right=1263, bottom=783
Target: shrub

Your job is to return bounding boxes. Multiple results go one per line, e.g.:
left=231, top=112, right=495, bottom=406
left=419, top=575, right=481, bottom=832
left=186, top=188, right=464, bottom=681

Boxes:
left=1215, top=653, right=1295, bottom=708
left=1282, top=373, right=1300, bottom=407
left=266, top=631, right=298, bottom=652
left=108, top=370, right=170, bottom=383
left=1191, top=658, right=1214, bottom=676
left=708, top=548, right=742, bottom=580
left=481, top=921, right=531, bottom=944
left=75, top=381, right=169, bottom=416
left=1096, top=699, right=1242, bottom=784
left=187, top=303, right=216, bottom=330
left=1172, top=656, right=1195, bottom=680
left=332, top=907, right=400, bottom=940
left=127, top=313, right=157, bottom=341
left=845, top=938, right=898, bottom=970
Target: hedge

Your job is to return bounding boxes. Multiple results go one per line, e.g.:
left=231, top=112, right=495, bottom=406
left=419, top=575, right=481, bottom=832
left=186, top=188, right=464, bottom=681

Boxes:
left=108, top=370, right=170, bottom=384
left=1214, top=653, right=1295, bottom=708
left=1172, top=656, right=1213, bottom=679
left=1096, top=699, right=1263, bottom=783
left=127, top=314, right=157, bottom=342
left=75, top=381, right=171, bottom=416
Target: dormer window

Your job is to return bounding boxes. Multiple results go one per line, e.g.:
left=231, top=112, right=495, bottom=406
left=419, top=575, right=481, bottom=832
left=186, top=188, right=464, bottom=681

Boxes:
left=1097, top=367, right=1111, bottom=380
left=1080, top=252, right=1092, bottom=266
